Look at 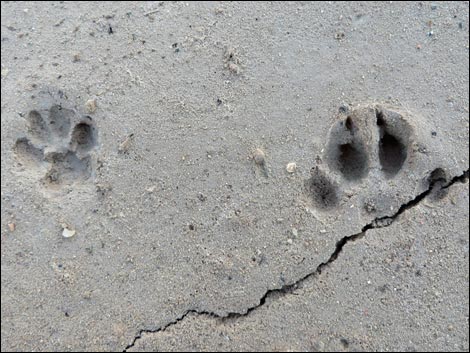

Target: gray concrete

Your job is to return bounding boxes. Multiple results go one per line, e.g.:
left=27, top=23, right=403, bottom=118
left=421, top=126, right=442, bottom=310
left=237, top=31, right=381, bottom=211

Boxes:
left=130, top=182, right=470, bottom=352
left=1, top=1, right=468, bottom=351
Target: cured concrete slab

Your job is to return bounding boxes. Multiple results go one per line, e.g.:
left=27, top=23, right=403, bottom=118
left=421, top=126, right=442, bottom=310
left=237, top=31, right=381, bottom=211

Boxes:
left=1, top=1, right=468, bottom=351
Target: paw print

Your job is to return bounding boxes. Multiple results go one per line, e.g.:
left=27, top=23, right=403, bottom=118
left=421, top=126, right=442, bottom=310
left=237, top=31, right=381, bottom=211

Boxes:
left=306, top=104, right=448, bottom=217
left=14, top=91, right=98, bottom=189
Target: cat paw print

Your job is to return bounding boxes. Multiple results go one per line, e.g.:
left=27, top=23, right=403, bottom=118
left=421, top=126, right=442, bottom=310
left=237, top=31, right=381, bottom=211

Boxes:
left=306, top=104, right=451, bottom=219
left=14, top=92, right=98, bottom=189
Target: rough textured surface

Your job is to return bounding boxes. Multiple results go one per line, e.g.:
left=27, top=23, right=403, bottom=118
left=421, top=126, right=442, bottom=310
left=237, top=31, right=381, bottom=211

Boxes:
left=130, top=181, right=470, bottom=352
left=1, top=1, right=469, bottom=351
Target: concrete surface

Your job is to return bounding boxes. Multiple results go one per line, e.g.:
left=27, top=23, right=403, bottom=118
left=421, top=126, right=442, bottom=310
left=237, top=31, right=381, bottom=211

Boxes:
left=1, top=1, right=468, bottom=352
left=130, top=181, right=470, bottom=352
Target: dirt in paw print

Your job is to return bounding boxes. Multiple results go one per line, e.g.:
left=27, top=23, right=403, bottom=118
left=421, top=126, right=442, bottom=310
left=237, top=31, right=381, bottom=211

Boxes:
left=13, top=89, right=98, bottom=190
left=306, top=103, right=450, bottom=220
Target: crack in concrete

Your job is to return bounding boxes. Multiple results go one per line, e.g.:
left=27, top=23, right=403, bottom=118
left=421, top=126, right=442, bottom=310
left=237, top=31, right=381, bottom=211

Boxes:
left=123, top=169, right=469, bottom=351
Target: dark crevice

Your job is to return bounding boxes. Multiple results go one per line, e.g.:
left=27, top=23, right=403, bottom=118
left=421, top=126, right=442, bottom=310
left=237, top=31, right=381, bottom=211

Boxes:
left=123, top=169, right=469, bottom=351
left=345, top=116, right=354, bottom=131
left=376, top=110, right=385, bottom=126
left=442, top=169, right=469, bottom=188
left=123, top=309, right=218, bottom=352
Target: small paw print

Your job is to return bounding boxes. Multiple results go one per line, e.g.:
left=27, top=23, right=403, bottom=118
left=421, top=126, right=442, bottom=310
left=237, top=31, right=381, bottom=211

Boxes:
left=14, top=91, right=98, bottom=189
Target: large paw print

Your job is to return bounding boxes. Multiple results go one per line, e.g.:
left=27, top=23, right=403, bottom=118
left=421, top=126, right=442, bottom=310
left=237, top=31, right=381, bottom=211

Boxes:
left=324, top=105, right=412, bottom=182
left=14, top=96, right=98, bottom=189
left=306, top=104, right=448, bottom=217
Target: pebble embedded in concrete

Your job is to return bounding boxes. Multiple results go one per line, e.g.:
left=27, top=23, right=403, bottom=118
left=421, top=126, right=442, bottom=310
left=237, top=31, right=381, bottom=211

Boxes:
left=286, top=162, right=297, bottom=173
left=85, top=99, right=97, bottom=113
left=253, top=148, right=266, bottom=165
left=62, top=225, right=76, bottom=238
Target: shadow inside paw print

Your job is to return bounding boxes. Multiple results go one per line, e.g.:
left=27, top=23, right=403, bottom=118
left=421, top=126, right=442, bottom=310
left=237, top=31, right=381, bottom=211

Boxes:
left=305, top=166, right=339, bottom=210
left=307, top=103, right=445, bottom=215
left=325, top=116, right=369, bottom=181
left=14, top=101, right=97, bottom=188
left=376, top=110, right=410, bottom=178
left=324, top=106, right=411, bottom=182
left=424, top=167, right=449, bottom=201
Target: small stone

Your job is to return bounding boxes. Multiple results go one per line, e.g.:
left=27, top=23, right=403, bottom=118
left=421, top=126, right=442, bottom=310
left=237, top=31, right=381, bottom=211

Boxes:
left=72, top=53, right=81, bottom=62
left=287, top=238, right=293, bottom=244
left=292, top=228, right=298, bottom=236
left=8, top=223, right=15, bottom=232
left=118, top=133, right=134, bottom=153
left=227, top=62, right=240, bottom=74
left=253, top=148, right=265, bottom=165
left=224, top=47, right=239, bottom=66
left=85, top=98, right=97, bottom=113
left=1, top=68, right=9, bottom=77
left=62, top=225, right=76, bottom=238
left=286, top=162, right=297, bottom=173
